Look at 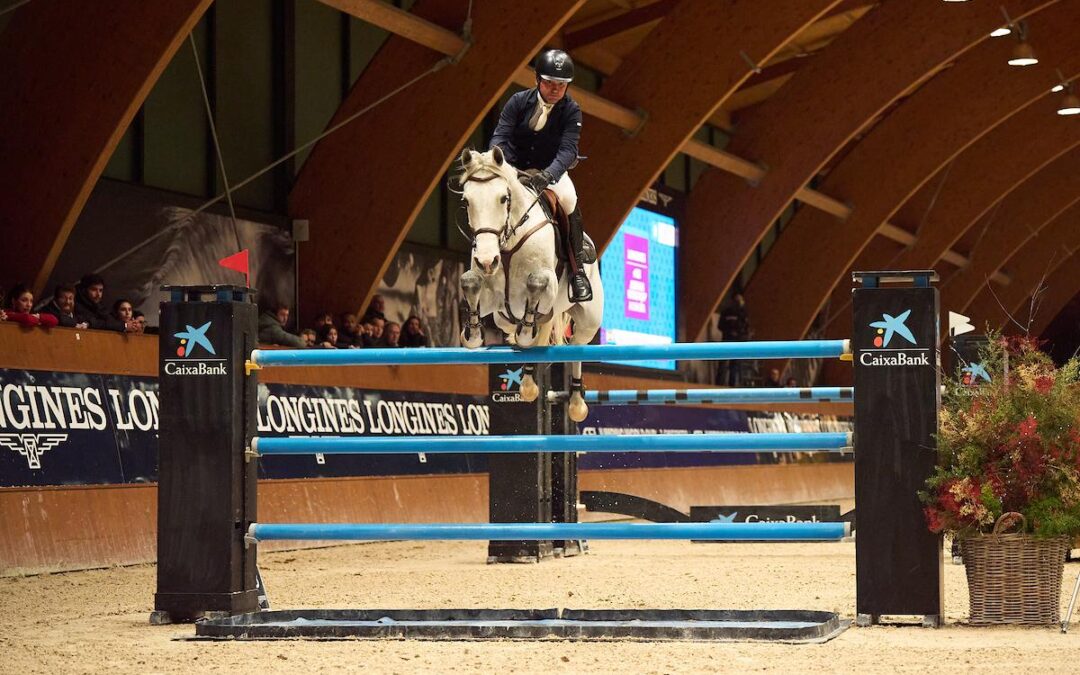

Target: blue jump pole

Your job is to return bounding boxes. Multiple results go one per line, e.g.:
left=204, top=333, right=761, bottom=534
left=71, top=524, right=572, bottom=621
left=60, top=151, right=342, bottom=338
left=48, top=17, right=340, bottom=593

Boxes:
left=248, top=521, right=851, bottom=542
left=252, top=432, right=853, bottom=456
left=250, top=339, right=851, bottom=368
left=583, top=387, right=854, bottom=405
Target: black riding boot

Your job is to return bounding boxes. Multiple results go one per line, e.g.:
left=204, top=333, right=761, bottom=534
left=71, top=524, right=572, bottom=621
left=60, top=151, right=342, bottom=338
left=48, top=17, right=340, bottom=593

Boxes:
left=568, top=207, right=593, bottom=302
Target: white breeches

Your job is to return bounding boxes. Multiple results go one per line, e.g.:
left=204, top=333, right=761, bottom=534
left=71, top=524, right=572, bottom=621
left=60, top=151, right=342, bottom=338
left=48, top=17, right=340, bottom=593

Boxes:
left=550, top=172, right=578, bottom=214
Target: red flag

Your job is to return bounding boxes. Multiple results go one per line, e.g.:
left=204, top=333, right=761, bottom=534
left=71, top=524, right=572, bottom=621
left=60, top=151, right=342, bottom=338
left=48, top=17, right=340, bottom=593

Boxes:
left=218, top=249, right=250, bottom=287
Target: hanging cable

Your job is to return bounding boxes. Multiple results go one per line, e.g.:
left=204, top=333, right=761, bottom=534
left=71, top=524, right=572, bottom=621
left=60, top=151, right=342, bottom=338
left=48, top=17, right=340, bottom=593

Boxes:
left=0, top=0, right=32, bottom=18
left=189, top=32, right=242, bottom=253
left=96, top=53, right=453, bottom=274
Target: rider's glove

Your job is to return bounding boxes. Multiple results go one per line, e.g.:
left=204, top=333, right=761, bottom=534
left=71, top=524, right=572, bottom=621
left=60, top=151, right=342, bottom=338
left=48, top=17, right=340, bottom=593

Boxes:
left=528, top=170, right=555, bottom=193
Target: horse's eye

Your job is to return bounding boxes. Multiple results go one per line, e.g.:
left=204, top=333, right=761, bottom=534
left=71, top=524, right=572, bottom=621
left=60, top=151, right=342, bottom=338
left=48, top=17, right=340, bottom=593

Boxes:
left=462, top=199, right=469, bottom=207
left=500, top=195, right=508, bottom=204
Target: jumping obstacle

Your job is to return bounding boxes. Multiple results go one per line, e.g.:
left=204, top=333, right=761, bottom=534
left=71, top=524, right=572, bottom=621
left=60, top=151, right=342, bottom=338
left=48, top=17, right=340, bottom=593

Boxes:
left=247, top=521, right=850, bottom=542
left=154, top=270, right=943, bottom=630
left=578, top=386, right=853, bottom=405
left=250, top=432, right=853, bottom=455
left=249, top=339, right=851, bottom=368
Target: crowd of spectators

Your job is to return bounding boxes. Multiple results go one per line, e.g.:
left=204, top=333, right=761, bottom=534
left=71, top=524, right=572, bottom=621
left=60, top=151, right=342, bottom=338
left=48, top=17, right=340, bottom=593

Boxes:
left=2, top=274, right=148, bottom=334
left=257, top=294, right=430, bottom=350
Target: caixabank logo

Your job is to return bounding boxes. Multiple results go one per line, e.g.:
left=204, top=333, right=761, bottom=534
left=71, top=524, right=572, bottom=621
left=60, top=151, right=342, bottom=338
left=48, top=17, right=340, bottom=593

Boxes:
left=163, top=321, right=228, bottom=376
left=860, top=309, right=931, bottom=367
left=491, top=367, right=524, bottom=403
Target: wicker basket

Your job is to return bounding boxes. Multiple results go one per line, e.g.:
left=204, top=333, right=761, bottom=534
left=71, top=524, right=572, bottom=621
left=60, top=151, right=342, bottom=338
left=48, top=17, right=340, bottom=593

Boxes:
left=960, top=513, right=1070, bottom=625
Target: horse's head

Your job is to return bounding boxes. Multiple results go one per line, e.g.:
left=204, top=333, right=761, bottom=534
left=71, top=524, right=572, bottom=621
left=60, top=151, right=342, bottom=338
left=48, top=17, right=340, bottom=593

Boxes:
left=458, top=147, right=518, bottom=276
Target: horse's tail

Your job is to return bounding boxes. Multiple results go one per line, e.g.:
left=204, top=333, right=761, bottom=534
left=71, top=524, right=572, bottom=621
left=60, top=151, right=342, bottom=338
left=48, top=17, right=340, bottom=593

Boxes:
left=547, top=310, right=569, bottom=346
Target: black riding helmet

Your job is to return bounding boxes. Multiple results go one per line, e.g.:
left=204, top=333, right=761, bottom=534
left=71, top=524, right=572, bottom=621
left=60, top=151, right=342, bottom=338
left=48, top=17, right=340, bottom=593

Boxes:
left=535, top=49, right=574, bottom=83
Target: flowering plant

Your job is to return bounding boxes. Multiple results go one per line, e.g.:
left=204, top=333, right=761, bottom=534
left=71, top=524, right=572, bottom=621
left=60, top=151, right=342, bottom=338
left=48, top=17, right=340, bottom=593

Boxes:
left=921, top=335, right=1080, bottom=538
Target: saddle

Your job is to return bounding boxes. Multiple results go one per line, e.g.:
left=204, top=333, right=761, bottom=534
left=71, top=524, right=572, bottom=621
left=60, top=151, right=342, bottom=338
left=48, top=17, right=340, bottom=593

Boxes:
left=518, top=170, right=597, bottom=266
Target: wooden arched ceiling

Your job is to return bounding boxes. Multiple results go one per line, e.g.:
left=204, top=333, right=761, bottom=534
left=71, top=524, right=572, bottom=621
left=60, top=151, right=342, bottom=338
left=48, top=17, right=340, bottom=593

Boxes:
left=818, top=97, right=1080, bottom=330
left=967, top=202, right=1080, bottom=331
left=741, top=0, right=1080, bottom=348
left=573, top=0, right=843, bottom=253
left=679, top=0, right=1055, bottom=340
left=940, top=148, right=1080, bottom=314
left=0, top=0, right=212, bottom=295
left=289, top=0, right=583, bottom=323
left=1025, top=255, right=1080, bottom=337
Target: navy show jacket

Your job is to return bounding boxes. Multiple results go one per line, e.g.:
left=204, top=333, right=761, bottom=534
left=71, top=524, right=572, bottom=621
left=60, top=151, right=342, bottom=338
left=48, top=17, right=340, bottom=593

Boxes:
left=488, top=88, right=582, bottom=181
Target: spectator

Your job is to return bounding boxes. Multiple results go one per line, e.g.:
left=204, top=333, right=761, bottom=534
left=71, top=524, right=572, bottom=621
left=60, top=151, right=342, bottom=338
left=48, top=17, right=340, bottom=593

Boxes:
left=382, top=321, right=401, bottom=347
left=299, top=328, right=317, bottom=348
left=4, top=283, right=59, bottom=329
left=762, top=367, right=782, bottom=388
left=358, top=319, right=377, bottom=347
left=368, top=317, right=386, bottom=346
left=336, top=312, right=364, bottom=349
left=313, top=312, right=334, bottom=331
left=258, top=304, right=306, bottom=348
left=74, top=273, right=126, bottom=332
left=784, top=377, right=799, bottom=387
left=717, top=292, right=751, bottom=386
left=131, top=310, right=147, bottom=334
left=401, top=315, right=429, bottom=348
left=315, top=324, right=338, bottom=349
left=40, top=284, right=88, bottom=328
left=111, top=298, right=135, bottom=327
left=361, top=294, right=386, bottom=323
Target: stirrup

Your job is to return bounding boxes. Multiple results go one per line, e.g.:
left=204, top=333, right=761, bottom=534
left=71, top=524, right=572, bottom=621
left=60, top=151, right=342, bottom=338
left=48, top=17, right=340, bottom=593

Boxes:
left=569, top=275, right=593, bottom=303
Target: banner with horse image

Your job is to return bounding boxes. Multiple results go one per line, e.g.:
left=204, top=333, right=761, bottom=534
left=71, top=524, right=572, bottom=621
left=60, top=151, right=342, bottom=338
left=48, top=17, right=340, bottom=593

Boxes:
left=375, top=243, right=467, bottom=347
left=42, top=180, right=296, bottom=327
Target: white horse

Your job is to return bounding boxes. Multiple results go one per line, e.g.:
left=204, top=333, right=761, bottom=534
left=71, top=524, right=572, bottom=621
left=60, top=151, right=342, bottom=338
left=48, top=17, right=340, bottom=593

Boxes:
left=456, top=147, right=604, bottom=422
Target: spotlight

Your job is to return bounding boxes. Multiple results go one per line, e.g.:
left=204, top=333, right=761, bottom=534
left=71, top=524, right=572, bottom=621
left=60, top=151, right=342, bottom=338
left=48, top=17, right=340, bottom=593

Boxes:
left=1058, top=89, right=1080, bottom=116
left=1052, top=84, right=1065, bottom=93
left=1008, top=41, right=1037, bottom=67
left=990, top=27, right=1012, bottom=38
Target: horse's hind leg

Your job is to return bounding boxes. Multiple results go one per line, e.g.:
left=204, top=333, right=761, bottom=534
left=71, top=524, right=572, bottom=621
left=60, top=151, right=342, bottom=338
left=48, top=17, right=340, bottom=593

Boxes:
left=520, top=364, right=539, bottom=402
left=459, top=269, right=484, bottom=348
left=567, top=361, right=588, bottom=422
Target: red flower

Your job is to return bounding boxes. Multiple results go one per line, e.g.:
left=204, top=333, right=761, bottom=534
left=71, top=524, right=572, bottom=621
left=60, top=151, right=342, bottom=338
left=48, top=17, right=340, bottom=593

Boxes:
left=1018, top=415, right=1038, bottom=438
left=1034, top=375, right=1054, bottom=394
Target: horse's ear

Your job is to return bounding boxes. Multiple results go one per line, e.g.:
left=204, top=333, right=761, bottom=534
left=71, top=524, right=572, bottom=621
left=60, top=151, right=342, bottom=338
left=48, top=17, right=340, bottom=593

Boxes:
left=460, top=148, right=474, bottom=166
left=492, top=145, right=504, bottom=166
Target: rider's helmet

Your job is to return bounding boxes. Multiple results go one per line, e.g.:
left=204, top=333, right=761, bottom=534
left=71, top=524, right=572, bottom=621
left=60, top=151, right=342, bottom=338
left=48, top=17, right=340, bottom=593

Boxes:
left=535, top=49, right=574, bottom=83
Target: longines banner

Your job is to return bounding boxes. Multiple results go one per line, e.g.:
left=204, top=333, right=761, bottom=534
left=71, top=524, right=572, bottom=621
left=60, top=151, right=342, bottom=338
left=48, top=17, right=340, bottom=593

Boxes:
left=0, top=368, right=493, bottom=488
left=1, top=367, right=853, bottom=487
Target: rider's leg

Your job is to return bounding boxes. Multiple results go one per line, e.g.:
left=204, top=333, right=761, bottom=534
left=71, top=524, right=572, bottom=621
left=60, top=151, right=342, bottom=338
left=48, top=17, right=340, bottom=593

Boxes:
left=549, top=174, right=593, bottom=302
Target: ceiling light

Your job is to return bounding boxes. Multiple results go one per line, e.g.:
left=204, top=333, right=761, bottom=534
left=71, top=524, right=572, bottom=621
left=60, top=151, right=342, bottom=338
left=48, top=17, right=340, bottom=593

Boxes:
left=1052, top=84, right=1065, bottom=93
left=990, top=27, right=1012, bottom=38
left=1058, top=88, right=1080, bottom=116
left=1008, top=41, right=1038, bottom=67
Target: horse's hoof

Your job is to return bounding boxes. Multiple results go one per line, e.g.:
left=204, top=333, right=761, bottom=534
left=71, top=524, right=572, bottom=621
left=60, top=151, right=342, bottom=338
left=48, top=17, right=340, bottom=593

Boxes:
left=568, top=397, right=588, bottom=423
left=461, top=330, right=483, bottom=349
left=520, top=377, right=539, bottom=402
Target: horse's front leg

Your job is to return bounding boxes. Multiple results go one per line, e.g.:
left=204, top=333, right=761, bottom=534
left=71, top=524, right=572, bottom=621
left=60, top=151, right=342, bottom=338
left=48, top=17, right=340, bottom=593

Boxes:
left=459, top=269, right=485, bottom=349
left=519, top=364, right=539, bottom=403
left=515, top=269, right=557, bottom=348
left=566, top=361, right=588, bottom=422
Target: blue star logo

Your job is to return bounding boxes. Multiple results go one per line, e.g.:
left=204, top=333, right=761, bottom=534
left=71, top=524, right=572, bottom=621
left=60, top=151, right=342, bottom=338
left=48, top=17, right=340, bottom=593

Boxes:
left=963, top=362, right=992, bottom=383
left=710, top=512, right=738, bottom=523
left=870, top=309, right=917, bottom=348
left=498, top=367, right=523, bottom=391
left=174, top=321, right=215, bottom=358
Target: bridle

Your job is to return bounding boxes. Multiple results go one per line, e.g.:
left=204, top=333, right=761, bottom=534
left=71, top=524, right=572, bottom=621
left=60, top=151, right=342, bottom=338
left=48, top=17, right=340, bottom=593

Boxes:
left=457, top=169, right=555, bottom=326
left=458, top=170, right=550, bottom=250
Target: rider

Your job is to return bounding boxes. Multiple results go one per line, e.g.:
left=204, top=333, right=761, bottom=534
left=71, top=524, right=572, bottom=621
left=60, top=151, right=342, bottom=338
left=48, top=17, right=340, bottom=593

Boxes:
left=489, top=48, right=593, bottom=303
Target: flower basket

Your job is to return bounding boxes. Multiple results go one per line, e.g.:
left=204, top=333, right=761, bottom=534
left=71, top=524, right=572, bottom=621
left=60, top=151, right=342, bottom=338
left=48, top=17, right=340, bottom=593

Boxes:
left=960, top=513, right=1070, bottom=625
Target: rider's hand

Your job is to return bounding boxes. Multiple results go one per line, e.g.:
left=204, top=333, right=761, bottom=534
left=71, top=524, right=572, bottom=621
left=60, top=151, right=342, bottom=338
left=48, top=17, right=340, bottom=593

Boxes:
left=528, top=170, right=554, bottom=193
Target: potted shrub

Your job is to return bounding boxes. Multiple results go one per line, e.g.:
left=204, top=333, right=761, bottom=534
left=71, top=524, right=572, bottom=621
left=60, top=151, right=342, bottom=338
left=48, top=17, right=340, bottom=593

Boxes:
left=922, top=335, right=1080, bottom=625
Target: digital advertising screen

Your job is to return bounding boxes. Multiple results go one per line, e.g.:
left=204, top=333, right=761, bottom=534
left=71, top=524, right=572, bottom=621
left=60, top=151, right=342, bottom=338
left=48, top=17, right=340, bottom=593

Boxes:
left=598, top=206, right=678, bottom=370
